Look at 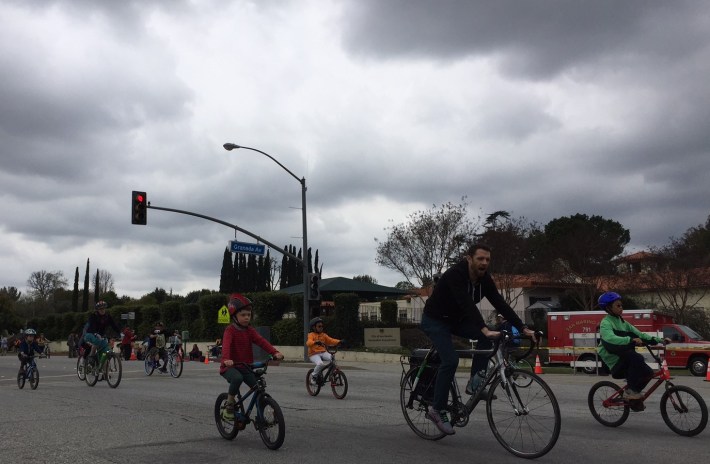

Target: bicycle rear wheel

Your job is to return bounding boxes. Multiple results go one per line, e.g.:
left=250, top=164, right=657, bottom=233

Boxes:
left=106, top=353, right=122, bottom=388
left=330, top=368, right=348, bottom=399
left=29, top=367, right=39, bottom=390
left=487, top=370, right=561, bottom=459
left=660, top=385, right=708, bottom=436
left=306, top=368, right=321, bottom=396
left=399, top=367, right=447, bottom=441
left=76, top=355, right=86, bottom=381
left=169, top=352, right=183, bottom=378
left=214, top=393, right=239, bottom=440
left=588, top=381, right=629, bottom=427
left=256, top=395, right=285, bottom=450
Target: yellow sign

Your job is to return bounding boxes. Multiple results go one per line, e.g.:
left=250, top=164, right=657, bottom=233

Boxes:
left=218, top=305, right=230, bottom=324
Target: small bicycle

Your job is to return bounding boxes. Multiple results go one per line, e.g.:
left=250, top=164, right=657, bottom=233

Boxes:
left=214, top=357, right=286, bottom=450
left=84, top=337, right=122, bottom=388
left=18, top=355, right=39, bottom=390
left=400, top=331, right=561, bottom=459
left=144, top=343, right=183, bottom=378
left=588, top=344, right=708, bottom=436
left=306, top=345, right=348, bottom=399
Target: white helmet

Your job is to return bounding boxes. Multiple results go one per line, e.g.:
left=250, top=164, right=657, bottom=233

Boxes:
left=25, top=328, right=37, bottom=336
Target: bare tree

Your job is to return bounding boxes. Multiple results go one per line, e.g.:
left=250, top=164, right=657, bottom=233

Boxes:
left=91, top=269, right=115, bottom=297
left=375, top=199, right=481, bottom=287
left=26, top=270, right=68, bottom=317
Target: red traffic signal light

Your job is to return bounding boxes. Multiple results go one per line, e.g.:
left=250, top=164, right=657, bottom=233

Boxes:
left=132, top=191, right=147, bottom=225
left=308, top=273, right=320, bottom=301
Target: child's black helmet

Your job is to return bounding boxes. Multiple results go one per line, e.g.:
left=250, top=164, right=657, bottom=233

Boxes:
left=309, top=317, right=323, bottom=329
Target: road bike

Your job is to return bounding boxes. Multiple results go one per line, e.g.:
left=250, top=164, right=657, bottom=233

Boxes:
left=17, top=355, right=39, bottom=390
left=400, top=331, right=561, bottom=459
left=214, top=357, right=286, bottom=450
left=306, top=344, right=348, bottom=399
left=84, top=337, right=122, bottom=388
left=588, top=344, right=708, bottom=436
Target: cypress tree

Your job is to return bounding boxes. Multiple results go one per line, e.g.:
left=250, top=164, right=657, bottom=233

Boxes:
left=72, top=267, right=79, bottom=312
left=279, top=246, right=288, bottom=289
left=232, top=252, right=240, bottom=293
left=82, top=258, right=90, bottom=311
left=238, top=254, right=248, bottom=292
left=94, top=269, right=100, bottom=302
left=219, top=248, right=232, bottom=293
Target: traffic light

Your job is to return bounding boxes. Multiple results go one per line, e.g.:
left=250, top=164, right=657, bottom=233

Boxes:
left=308, top=273, right=320, bottom=301
left=132, top=191, right=147, bottom=225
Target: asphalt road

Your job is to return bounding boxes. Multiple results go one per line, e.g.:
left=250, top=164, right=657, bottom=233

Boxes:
left=1, top=355, right=709, bottom=464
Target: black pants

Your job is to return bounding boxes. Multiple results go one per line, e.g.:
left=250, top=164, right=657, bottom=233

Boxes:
left=611, top=350, right=653, bottom=392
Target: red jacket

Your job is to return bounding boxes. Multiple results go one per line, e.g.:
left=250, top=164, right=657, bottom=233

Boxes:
left=219, top=323, right=279, bottom=374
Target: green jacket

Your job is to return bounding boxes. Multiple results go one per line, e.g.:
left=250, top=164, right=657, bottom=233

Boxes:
left=597, top=314, right=662, bottom=369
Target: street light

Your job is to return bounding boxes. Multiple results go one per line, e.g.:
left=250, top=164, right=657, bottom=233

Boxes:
left=223, top=142, right=310, bottom=361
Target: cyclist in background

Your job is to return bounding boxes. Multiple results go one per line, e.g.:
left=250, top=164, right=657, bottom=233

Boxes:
left=147, top=321, right=170, bottom=373
left=306, top=317, right=341, bottom=385
left=17, top=328, right=43, bottom=375
left=597, top=292, right=670, bottom=410
left=84, top=301, right=121, bottom=361
left=421, top=243, right=536, bottom=435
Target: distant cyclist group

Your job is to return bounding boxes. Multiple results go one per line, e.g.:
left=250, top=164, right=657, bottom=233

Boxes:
left=13, top=242, right=707, bottom=454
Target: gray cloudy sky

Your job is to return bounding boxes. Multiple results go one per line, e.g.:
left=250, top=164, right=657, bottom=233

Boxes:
left=2, top=0, right=709, bottom=298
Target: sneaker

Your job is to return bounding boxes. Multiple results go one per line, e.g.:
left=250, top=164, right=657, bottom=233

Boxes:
left=222, top=402, right=235, bottom=421
left=425, top=409, right=455, bottom=435
left=310, top=375, right=318, bottom=386
left=159, top=367, right=167, bottom=373
left=625, top=389, right=643, bottom=400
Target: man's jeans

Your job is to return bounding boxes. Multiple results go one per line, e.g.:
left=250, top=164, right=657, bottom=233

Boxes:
left=420, top=313, right=491, bottom=411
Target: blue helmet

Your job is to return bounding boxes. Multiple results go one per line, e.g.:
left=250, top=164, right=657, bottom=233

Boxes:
left=598, top=292, right=621, bottom=309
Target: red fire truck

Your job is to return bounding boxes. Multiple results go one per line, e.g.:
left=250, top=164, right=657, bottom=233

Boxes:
left=546, top=309, right=710, bottom=376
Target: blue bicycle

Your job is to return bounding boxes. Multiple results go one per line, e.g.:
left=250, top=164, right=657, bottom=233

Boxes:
left=214, top=357, right=285, bottom=450
left=18, top=355, right=39, bottom=390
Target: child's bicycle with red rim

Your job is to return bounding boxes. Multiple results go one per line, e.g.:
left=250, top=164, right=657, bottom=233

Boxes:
left=588, top=344, right=708, bottom=436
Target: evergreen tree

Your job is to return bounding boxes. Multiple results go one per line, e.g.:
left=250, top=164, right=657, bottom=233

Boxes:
left=238, top=254, right=248, bottom=292
left=246, top=254, right=257, bottom=291
left=279, top=247, right=288, bottom=289
left=82, top=258, right=90, bottom=311
left=232, top=251, right=240, bottom=293
left=219, top=248, right=233, bottom=293
left=94, top=269, right=100, bottom=302
left=72, top=267, right=79, bottom=312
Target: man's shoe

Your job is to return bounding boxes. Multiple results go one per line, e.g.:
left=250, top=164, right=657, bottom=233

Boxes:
left=425, top=409, right=455, bottom=435
left=628, top=399, right=646, bottom=412
left=625, top=389, right=643, bottom=400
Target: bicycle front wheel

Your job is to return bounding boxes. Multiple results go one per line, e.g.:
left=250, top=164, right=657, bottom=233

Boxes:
left=588, top=381, right=629, bottom=427
left=76, top=355, right=86, bottom=381
left=214, top=393, right=239, bottom=440
left=399, top=368, right=447, bottom=441
left=17, top=369, right=25, bottom=389
left=144, top=348, right=158, bottom=376
left=256, top=395, right=285, bottom=450
left=660, top=385, right=708, bottom=436
left=169, top=352, right=183, bottom=378
left=330, top=368, right=348, bottom=399
left=510, top=358, right=534, bottom=388
left=106, top=353, right=122, bottom=388
left=487, top=370, right=561, bottom=459
left=29, top=367, right=39, bottom=390
left=85, top=357, right=99, bottom=386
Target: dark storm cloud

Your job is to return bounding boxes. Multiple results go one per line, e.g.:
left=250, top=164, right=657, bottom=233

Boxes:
left=340, top=0, right=707, bottom=79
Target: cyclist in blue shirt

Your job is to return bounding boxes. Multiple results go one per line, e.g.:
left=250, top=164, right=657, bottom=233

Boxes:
left=18, top=328, right=44, bottom=375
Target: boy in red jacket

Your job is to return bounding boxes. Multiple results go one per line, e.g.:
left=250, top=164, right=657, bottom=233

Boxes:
left=220, top=293, right=283, bottom=420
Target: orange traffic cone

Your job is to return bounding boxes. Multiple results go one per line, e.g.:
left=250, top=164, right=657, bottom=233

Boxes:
left=704, top=362, right=710, bottom=382
left=130, top=351, right=137, bottom=361
left=534, top=354, right=544, bottom=374
left=662, top=359, right=670, bottom=377
left=204, top=355, right=209, bottom=365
